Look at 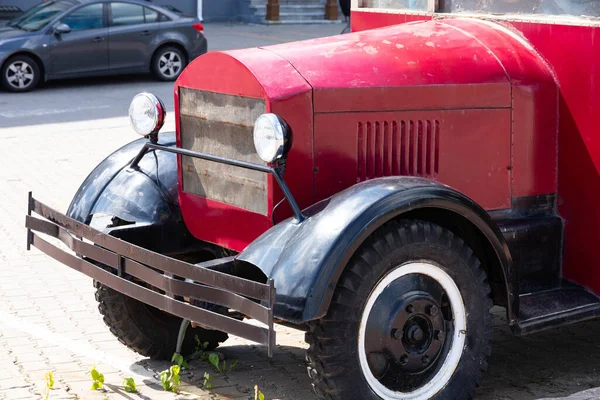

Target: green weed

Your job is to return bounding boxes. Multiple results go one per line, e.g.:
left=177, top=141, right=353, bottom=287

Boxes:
left=159, top=365, right=181, bottom=393
left=90, top=366, right=104, bottom=391
left=122, top=377, right=137, bottom=393
left=44, top=371, right=54, bottom=400
left=254, top=385, right=265, bottom=400
left=203, top=372, right=215, bottom=389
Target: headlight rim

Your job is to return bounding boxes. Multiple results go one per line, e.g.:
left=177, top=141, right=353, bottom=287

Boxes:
left=128, top=92, right=166, bottom=137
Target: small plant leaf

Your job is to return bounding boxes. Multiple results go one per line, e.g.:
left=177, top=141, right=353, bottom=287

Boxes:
left=45, top=371, right=55, bottom=389
left=230, top=359, right=239, bottom=370
left=160, top=369, right=171, bottom=391
left=203, top=341, right=209, bottom=349
left=45, top=371, right=54, bottom=400
left=203, top=372, right=215, bottom=389
left=90, top=367, right=100, bottom=381
left=172, top=353, right=189, bottom=368
left=208, top=353, right=220, bottom=372
left=171, top=366, right=181, bottom=383
left=90, top=367, right=104, bottom=390
left=255, top=385, right=265, bottom=400
left=123, top=377, right=137, bottom=393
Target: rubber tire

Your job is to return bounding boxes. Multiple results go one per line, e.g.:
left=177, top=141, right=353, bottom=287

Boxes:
left=95, top=281, right=228, bottom=360
left=151, top=46, right=186, bottom=82
left=306, top=220, right=493, bottom=400
left=1, top=54, right=41, bottom=93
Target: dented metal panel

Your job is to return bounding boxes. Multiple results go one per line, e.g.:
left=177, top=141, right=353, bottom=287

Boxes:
left=179, top=88, right=268, bottom=215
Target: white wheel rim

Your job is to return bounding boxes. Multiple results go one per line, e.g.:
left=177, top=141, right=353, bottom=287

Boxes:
left=158, top=52, right=182, bottom=77
left=6, top=61, right=34, bottom=89
left=358, top=262, right=467, bottom=399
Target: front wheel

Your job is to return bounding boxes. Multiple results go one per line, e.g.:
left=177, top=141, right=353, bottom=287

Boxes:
left=1, top=55, right=41, bottom=92
left=306, top=220, right=493, bottom=400
left=95, top=283, right=228, bottom=360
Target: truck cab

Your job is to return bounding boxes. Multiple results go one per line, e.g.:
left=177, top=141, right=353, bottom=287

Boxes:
left=26, top=1, right=600, bottom=399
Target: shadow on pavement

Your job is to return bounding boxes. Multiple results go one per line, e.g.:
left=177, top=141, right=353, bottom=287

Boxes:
left=127, top=315, right=600, bottom=400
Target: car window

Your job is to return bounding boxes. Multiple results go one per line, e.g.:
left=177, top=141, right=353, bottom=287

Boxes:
left=111, top=2, right=145, bottom=26
left=14, top=1, right=72, bottom=32
left=144, top=7, right=159, bottom=23
left=61, top=4, right=104, bottom=31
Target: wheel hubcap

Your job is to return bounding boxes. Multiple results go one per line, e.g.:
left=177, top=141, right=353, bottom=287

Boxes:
left=6, top=61, right=34, bottom=89
left=358, top=262, right=467, bottom=399
left=159, top=52, right=182, bottom=77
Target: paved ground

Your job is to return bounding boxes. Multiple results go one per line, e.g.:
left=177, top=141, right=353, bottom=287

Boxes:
left=1, top=22, right=600, bottom=400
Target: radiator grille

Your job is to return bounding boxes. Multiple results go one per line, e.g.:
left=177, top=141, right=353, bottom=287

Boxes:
left=179, top=88, right=268, bottom=215
left=357, top=120, right=440, bottom=181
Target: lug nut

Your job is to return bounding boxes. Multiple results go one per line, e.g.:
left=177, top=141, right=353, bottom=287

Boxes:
left=391, top=328, right=402, bottom=340
left=406, top=304, right=414, bottom=314
left=422, top=355, right=430, bottom=365
left=427, top=305, right=438, bottom=316
left=399, top=354, right=408, bottom=365
left=434, top=330, right=442, bottom=340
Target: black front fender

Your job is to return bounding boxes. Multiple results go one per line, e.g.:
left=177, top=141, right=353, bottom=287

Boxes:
left=65, top=133, right=202, bottom=256
left=67, top=133, right=177, bottom=224
left=238, top=177, right=513, bottom=323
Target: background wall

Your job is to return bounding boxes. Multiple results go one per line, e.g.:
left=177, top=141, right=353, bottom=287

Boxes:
left=0, top=0, right=235, bottom=21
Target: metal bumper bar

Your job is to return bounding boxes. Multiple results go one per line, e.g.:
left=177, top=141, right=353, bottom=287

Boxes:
left=26, top=194, right=276, bottom=356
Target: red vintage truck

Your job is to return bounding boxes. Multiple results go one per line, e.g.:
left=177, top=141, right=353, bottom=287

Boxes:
left=26, top=0, right=600, bottom=399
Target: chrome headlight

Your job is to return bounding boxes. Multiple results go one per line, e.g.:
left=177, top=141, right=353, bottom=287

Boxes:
left=128, top=93, right=166, bottom=136
left=253, top=113, right=290, bottom=163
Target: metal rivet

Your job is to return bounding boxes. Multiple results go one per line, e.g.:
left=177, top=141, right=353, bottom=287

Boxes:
left=406, top=304, right=414, bottom=314
left=427, top=305, right=438, bottom=316
left=399, top=354, right=408, bottom=365
left=422, top=355, right=430, bottom=365
left=391, top=328, right=402, bottom=340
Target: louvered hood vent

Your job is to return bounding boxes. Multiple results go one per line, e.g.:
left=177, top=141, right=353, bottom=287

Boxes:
left=357, top=120, right=440, bottom=181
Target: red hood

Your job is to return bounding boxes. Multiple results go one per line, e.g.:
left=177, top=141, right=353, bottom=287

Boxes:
left=257, top=18, right=553, bottom=112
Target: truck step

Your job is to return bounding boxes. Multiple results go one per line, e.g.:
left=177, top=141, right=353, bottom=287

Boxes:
left=515, top=284, right=600, bottom=335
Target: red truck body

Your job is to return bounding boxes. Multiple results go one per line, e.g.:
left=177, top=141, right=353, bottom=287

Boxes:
left=349, top=6, right=600, bottom=296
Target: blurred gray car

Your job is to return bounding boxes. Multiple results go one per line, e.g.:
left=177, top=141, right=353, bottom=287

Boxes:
left=0, top=0, right=207, bottom=92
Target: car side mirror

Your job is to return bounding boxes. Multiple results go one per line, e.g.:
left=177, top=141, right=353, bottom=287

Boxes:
left=53, top=23, right=71, bottom=35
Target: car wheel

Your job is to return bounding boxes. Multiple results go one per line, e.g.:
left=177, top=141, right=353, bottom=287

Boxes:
left=1, top=55, right=41, bottom=92
left=306, top=220, right=494, bottom=400
left=152, top=46, right=186, bottom=81
left=95, top=282, right=228, bottom=360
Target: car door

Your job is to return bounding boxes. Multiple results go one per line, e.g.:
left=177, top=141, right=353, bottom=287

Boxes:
left=48, top=3, right=109, bottom=77
left=108, top=2, right=158, bottom=71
